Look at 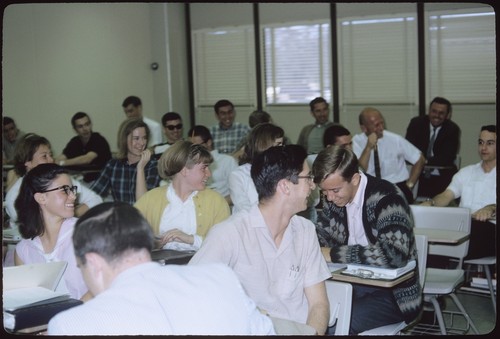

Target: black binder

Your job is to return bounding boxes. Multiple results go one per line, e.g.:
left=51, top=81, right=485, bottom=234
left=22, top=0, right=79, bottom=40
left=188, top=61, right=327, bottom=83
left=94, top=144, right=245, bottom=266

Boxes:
left=4, top=298, right=83, bottom=332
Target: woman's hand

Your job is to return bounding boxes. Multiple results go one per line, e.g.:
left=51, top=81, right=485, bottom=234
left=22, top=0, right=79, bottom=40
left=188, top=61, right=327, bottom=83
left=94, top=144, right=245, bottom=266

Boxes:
left=137, top=148, right=152, bottom=170
left=156, top=229, right=194, bottom=247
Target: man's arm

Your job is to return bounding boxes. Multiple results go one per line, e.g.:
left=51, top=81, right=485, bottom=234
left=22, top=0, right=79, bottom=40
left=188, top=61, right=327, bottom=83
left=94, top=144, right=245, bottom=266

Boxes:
left=56, top=151, right=98, bottom=166
left=304, top=281, right=329, bottom=335
left=358, top=133, right=378, bottom=171
left=407, top=153, right=426, bottom=188
left=420, top=189, right=455, bottom=207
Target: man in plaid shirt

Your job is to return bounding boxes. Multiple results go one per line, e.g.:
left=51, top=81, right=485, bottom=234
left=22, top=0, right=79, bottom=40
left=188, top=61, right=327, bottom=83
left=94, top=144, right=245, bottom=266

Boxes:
left=210, top=99, right=251, bottom=155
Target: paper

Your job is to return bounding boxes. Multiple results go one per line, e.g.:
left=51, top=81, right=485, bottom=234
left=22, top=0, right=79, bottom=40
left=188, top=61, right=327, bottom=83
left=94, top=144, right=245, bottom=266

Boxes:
left=3, top=286, right=70, bottom=311
left=342, top=260, right=416, bottom=280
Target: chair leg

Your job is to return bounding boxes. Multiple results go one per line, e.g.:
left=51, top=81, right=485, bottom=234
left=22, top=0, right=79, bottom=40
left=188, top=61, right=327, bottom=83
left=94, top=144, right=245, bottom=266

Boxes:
left=483, top=264, right=496, bottom=314
left=429, top=296, right=447, bottom=335
left=449, top=293, right=480, bottom=334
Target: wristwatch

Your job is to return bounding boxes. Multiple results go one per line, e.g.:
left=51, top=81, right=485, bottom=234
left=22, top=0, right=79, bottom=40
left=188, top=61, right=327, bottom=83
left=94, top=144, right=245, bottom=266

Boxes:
left=406, top=181, right=414, bottom=189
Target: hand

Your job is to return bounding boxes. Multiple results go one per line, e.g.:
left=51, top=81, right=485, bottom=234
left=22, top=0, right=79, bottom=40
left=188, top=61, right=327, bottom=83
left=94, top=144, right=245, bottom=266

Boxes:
left=367, top=133, right=378, bottom=149
left=420, top=200, right=433, bottom=206
left=472, top=205, right=496, bottom=222
left=137, top=148, right=152, bottom=170
left=157, top=229, right=194, bottom=247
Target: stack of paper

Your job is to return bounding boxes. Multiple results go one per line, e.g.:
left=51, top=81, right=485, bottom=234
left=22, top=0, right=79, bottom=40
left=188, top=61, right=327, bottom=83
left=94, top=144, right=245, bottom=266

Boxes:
left=470, top=277, right=496, bottom=291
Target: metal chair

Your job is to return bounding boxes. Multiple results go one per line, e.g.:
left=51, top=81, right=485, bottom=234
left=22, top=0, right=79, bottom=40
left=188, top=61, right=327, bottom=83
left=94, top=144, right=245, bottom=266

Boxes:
left=463, top=256, right=496, bottom=314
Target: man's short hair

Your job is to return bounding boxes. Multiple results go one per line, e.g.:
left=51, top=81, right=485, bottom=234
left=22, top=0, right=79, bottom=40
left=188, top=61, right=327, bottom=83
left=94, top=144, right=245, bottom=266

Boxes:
left=188, top=125, right=212, bottom=144
left=161, top=112, right=182, bottom=127
left=71, top=112, right=90, bottom=128
left=214, top=99, right=234, bottom=114
left=251, top=144, right=307, bottom=201
left=73, top=202, right=155, bottom=265
left=309, top=97, right=327, bottom=111
left=429, top=96, right=452, bottom=115
left=481, top=125, right=496, bottom=133
left=3, top=116, right=15, bottom=126
left=122, top=95, right=142, bottom=108
left=323, top=124, right=351, bottom=147
left=312, top=146, right=359, bottom=184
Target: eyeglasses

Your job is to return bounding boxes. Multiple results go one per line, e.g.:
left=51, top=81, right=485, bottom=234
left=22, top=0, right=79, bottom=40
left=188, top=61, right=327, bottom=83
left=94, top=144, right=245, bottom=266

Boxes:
left=296, top=173, right=315, bottom=183
left=39, top=185, right=78, bottom=196
left=165, top=124, right=183, bottom=131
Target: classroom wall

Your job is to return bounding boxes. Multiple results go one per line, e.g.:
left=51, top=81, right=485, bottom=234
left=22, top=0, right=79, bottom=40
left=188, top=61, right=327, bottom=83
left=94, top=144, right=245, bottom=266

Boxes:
left=2, top=3, right=496, bottom=167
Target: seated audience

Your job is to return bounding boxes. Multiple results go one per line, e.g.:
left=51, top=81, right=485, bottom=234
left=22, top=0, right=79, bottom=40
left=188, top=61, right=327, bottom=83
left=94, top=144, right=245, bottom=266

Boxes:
left=14, top=163, right=90, bottom=301
left=47, top=202, right=275, bottom=335
left=55, top=112, right=112, bottom=183
left=229, top=123, right=284, bottom=214
left=420, top=125, right=496, bottom=262
left=406, top=96, right=461, bottom=199
left=2, top=116, right=25, bottom=165
left=122, top=95, right=162, bottom=146
left=313, top=146, right=422, bottom=334
left=5, top=134, right=102, bottom=228
left=90, top=118, right=160, bottom=204
left=134, top=141, right=230, bottom=251
left=190, top=145, right=331, bottom=335
left=188, top=125, right=238, bottom=204
left=152, top=111, right=184, bottom=157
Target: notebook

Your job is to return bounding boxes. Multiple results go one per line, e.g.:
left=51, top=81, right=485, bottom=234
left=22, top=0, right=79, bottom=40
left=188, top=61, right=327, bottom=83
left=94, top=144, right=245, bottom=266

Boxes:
left=341, top=260, right=416, bottom=280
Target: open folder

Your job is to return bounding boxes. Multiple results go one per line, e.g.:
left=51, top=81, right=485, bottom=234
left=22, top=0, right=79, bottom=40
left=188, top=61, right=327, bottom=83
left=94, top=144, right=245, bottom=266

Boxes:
left=341, top=260, right=416, bottom=280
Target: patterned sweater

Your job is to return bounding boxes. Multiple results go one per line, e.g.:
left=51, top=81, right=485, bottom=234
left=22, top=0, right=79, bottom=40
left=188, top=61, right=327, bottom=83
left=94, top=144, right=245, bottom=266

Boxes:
left=316, top=174, right=422, bottom=323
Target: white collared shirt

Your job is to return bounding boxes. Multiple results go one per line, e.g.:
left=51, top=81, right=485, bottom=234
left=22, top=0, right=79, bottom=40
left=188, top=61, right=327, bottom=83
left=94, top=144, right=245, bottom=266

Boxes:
left=346, top=171, right=369, bottom=246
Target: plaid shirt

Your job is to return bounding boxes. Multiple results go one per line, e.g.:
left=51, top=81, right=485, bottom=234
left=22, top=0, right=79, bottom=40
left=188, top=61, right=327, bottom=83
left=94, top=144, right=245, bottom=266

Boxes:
left=210, top=122, right=251, bottom=154
left=90, top=158, right=160, bottom=205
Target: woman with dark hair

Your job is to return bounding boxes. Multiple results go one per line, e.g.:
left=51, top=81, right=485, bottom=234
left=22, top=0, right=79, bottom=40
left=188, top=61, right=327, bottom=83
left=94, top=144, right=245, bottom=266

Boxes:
left=134, top=140, right=230, bottom=251
left=14, top=163, right=90, bottom=301
left=90, top=118, right=160, bottom=204
left=229, top=123, right=284, bottom=214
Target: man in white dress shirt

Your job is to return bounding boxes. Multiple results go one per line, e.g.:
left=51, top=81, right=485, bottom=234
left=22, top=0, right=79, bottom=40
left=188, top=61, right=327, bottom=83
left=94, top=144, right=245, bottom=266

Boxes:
left=352, top=107, right=425, bottom=204
left=122, top=95, right=162, bottom=147
left=47, top=202, right=275, bottom=335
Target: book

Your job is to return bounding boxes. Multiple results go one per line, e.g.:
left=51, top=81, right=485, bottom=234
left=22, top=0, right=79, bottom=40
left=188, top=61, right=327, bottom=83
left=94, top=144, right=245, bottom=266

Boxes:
left=342, top=260, right=416, bottom=280
left=3, top=298, right=83, bottom=332
left=471, top=277, right=496, bottom=287
left=3, top=286, right=70, bottom=311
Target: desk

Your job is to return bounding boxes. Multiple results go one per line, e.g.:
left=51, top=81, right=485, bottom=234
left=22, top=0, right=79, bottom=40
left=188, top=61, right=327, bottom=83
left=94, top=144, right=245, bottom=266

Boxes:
left=414, top=228, right=469, bottom=245
left=331, top=269, right=414, bottom=288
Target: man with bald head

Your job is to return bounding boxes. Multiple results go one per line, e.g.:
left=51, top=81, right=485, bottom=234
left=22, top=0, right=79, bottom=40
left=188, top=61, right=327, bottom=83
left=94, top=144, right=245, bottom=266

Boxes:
left=352, top=107, right=425, bottom=204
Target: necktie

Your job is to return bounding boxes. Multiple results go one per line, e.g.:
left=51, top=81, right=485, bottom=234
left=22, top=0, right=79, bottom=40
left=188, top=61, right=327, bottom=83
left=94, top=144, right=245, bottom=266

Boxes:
left=373, top=145, right=381, bottom=178
left=427, top=126, right=437, bottom=159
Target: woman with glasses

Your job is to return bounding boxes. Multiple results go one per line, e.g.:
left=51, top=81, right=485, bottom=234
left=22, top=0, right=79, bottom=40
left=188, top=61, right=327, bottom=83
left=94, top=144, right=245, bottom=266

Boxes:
left=14, top=163, right=90, bottom=301
left=134, top=141, right=230, bottom=252
left=229, top=123, right=284, bottom=214
left=90, top=118, right=161, bottom=204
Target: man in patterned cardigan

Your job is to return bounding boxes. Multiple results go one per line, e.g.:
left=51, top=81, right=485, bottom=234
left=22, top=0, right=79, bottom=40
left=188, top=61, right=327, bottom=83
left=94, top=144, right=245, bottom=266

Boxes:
left=312, top=146, right=422, bottom=334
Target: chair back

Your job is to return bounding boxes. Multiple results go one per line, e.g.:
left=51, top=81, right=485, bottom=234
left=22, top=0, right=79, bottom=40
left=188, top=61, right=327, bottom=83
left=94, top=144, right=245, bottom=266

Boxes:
left=414, top=234, right=428, bottom=287
left=410, top=205, right=470, bottom=267
left=325, top=280, right=352, bottom=335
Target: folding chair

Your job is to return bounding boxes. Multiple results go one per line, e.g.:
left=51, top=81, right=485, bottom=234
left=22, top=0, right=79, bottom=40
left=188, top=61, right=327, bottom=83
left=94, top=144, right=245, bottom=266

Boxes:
left=325, top=280, right=352, bottom=335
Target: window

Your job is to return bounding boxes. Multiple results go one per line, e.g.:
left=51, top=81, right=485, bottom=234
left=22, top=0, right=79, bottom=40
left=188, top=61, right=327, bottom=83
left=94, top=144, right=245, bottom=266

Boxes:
left=338, top=14, right=418, bottom=105
left=192, top=26, right=256, bottom=106
left=263, top=22, right=331, bottom=104
left=426, top=8, right=496, bottom=103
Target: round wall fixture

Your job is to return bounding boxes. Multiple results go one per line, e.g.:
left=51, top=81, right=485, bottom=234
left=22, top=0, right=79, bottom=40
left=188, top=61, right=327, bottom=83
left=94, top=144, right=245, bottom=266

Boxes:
left=151, top=62, right=159, bottom=70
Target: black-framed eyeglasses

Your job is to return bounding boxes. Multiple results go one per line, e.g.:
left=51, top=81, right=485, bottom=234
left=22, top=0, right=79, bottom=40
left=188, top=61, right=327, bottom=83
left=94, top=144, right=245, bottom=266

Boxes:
left=297, top=173, right=314, bottom=182
left=39, top=185, right=78, bottom=196
left=165, top=124, right=183, bottom=131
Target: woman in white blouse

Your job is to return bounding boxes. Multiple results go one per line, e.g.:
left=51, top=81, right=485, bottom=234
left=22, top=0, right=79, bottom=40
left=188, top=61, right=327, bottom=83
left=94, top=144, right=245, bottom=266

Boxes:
left=229, top=123, right=284, bottom=214
left=134, top=141, right=230, bottom=251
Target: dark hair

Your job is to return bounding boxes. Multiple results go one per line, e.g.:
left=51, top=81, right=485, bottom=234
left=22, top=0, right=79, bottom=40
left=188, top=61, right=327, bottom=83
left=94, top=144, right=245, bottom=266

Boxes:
left=187, top=125, right=212, bottom=144
left=323, top=124, right=351, bottom=147
left=15, top=163, right=68, bottom=239
left=71, top=112, right=90, bottom=128
left=122, top=95, right=142, bottom=108
left=240, top=123, right=284, bottom=165
left=251, top=145, right=307, bottom=201
left=116, top=118, right=150, bottom=159
left=312, top=146, right=359, bottom=185
left=73, top=202, right=155, bottom=265
left=13, top=134, right=52, bottom=176
left=3, top=116, right=15, bottom=126
left=249, top=110, right=271, bottom=128
left=309, top=97, right=328, bottom=111
left=157, top=140, right=213, bottom=179
left=481, top=125, right=496, bottom=133
left=161, top=112, right=182, bottom=126
left=429, top=97, right=452, bottom=115
left=213, top=99, right=234, bottom=114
